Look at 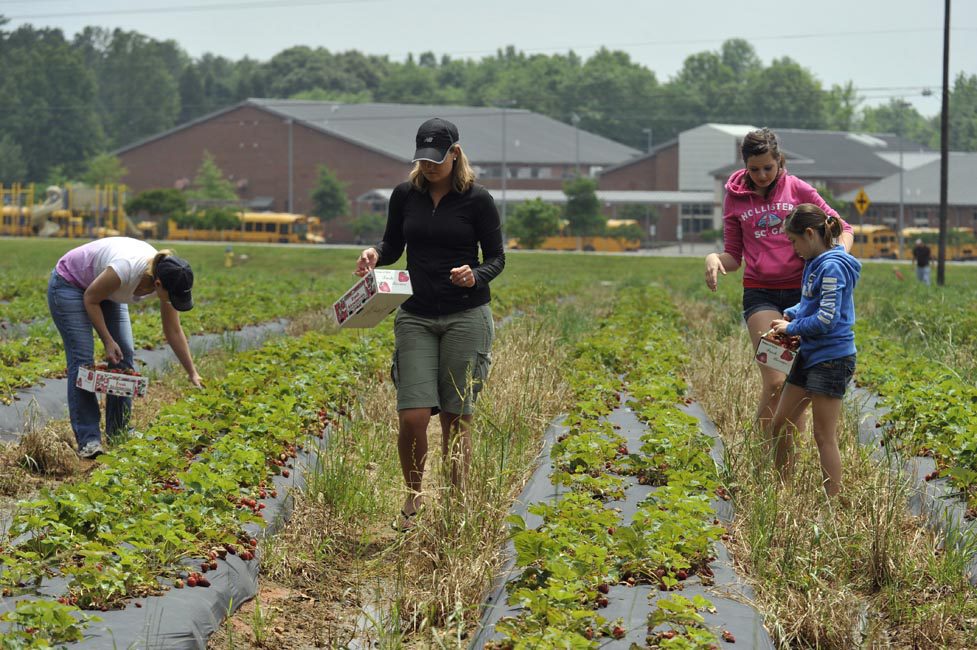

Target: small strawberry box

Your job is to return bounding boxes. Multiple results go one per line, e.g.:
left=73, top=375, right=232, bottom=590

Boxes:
left=76, top=365, right=149, bottom=398
left=755, top=333, right=800, bottom=374
left=333, top=269, right=412, bottom=328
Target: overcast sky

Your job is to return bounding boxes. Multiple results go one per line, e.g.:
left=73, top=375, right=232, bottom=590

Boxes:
left=4, top=0, right=975, bottom=118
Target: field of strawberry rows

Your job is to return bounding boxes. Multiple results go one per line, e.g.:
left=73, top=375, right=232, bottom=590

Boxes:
left=0, top=241, right=363, bottom=403
left=0, top=240, right=974, bottom=648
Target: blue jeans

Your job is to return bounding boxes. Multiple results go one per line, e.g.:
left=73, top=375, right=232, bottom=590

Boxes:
left=47, top=271, right=135, bottom=447
left=915, top=265, right=931, bottom=286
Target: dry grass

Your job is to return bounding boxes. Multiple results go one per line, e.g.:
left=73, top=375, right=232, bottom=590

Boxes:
left=677, top=296, right=977, bottom=649
left=16, top=425, right=79, bottom=475
left=210, top=309, right=579, bottom=649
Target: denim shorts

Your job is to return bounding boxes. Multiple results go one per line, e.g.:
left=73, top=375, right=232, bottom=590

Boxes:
left=391, top=305, right=494, bottom=415
left=742, top=288, right=802, bottom=321
left=786, top=353, right=856, bottom=398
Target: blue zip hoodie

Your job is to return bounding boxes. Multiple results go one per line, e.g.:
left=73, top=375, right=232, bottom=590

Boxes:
left=784, top=245, right=861, bottom=368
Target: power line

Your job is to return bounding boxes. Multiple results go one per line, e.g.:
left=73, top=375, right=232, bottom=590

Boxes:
left=3, top=0, right=385, bottom=20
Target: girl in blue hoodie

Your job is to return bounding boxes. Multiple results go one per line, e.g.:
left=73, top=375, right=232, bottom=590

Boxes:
left=768, top=204, right=861, bottom=496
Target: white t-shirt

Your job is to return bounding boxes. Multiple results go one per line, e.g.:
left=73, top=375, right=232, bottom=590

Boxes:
left=55, top=237, right=158, bottom=304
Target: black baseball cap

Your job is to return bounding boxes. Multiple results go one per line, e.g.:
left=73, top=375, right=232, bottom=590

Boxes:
left=155, top=255, right=194, bottom=311
left=413, top=117, right=459, bottom=164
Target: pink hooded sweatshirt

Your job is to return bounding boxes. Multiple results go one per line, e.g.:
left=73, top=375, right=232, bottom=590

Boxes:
left=722, top=168, right=852, bottom=289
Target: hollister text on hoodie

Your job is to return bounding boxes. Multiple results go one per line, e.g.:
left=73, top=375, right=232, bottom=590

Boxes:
left=722, top=169, right=853, bottom=290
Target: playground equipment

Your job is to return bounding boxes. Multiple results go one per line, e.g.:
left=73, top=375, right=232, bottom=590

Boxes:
left=0, top=183, right=139, bottom=238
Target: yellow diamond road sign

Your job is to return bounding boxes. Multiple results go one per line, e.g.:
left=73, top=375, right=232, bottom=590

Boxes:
left=853, top=188, right=871, bottom=216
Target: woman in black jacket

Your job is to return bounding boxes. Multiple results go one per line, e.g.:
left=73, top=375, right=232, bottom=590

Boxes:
left=355, top=117, right=505, bottom=531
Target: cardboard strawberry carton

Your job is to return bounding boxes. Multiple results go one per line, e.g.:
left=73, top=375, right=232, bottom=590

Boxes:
left=754, top=331, right=800, bottom=374
left=76, top=364, right=149, bottom=398
left=333, top=269, right=412, bottom=328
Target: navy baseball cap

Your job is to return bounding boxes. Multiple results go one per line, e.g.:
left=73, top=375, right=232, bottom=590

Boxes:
left=413, top=118, right=459, bottom=164
left=156, top=255, right=194, bottom=311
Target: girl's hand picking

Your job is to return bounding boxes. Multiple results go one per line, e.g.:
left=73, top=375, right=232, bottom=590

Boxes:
left=770, top=319, right=790, bottom=334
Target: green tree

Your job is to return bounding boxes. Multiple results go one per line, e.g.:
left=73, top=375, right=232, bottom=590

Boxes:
left=125, top=188, right=188, bottom=220
left=822, top=82, right=860, bottom=131
left=349, top=212, right=387, bottom=243
left=178, top=65, right=206, bottom=122
left=80, top=28, right=181, bottom=148
left=562, top=177, right=604, bottom=236
left=948, top=73, right=977, bottom=152
left=814, top=183, right=848, bottom=215
left=571, top=48, right=659, bottom=150
left=309, top=164, right=349, bottom=221
left=199, top=206, right=241, bottom=230
left=506, top=199, right=562, bottom=249
left=187, top=152, right=237, bottom=201
left=2, top=25, right=103, bottom=179
left=742, top=57, right=825, bottom=129
left=857, top=99, right=935, bottom=147
left=81, top=153, right=127, bottom=186
left=0, top=134, right=27, bottom=183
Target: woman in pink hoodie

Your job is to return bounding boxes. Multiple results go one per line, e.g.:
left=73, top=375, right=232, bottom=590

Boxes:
left=704, top=128, right=853, bottom=431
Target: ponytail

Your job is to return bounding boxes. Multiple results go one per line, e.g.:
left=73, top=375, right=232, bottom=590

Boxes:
left=785, top=204, right=837, bottom=249
left=146, top=249, right=175, bottom=281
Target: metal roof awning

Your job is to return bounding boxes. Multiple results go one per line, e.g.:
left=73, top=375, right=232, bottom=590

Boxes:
left=357, top=188, right=714, bottom=206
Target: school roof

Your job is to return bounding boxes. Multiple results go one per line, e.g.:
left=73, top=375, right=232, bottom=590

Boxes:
left=357, top=188, right=715, bottom=206
left=709, top=129, right=932, bottom=180
left=839, top=152, right=977, bottom=206
left=116, top=99, right=642, bottom=167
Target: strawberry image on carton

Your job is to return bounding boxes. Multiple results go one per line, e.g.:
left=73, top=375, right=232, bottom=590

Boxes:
left=755, top=332, right=799, bottom=374
left=333, top=269, right=412, bottom=328
left=76, top=365, right=149, bottom=398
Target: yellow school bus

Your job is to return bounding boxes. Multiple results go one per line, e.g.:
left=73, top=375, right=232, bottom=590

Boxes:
left=901, top=227, right=977, bottom=261
left=850, top=225, right=898, bottom=259
left=168, top=212, right=317, bottom=244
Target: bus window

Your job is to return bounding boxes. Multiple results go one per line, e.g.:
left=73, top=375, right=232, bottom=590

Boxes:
left=264, top=223, right=276, bottom=233
left=279, top=224, right=289, bottom=235
left=245, top=222, right=254, bottom=232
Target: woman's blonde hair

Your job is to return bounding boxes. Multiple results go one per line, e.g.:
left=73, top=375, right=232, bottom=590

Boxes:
left=408, top=144, right=476, bottom=193
left=145, top=249, right=175, bottom=280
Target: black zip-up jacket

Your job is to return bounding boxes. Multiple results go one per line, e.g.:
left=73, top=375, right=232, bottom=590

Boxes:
left=374, top=182, right=505, bottom=317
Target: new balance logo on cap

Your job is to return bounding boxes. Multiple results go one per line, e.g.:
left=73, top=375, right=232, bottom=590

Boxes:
left=413, top=117, right=460, bottom=164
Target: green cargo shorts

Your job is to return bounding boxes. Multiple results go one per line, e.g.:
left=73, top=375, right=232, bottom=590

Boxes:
left=391, top=304, right=494, bottom=415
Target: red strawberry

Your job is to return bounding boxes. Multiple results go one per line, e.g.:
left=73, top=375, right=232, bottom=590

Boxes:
left=187, top=576, right=197, bottom=587
left=597, top=583, right=609, bottom=594
left=281, top=469, right=290, bottom=477
left=611, top=626, right=625, bottom=640
left=174, top=579, right=184, bottom=589
left=722, top=630, right=736, bottom=643
left=596, top=596, right=609, bottom=608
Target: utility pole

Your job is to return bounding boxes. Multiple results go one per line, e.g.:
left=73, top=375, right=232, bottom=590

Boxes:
left=896, top=100, right=907, bottom=259
left=286, top=118, right=294, bottom=213
left=571, top=113, right=581, bottom=177
left=937, top=0, right=950, bottom=286
left=496, top=99, right=517, bottom=225
left=643, top=127, right=653, bottom=153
